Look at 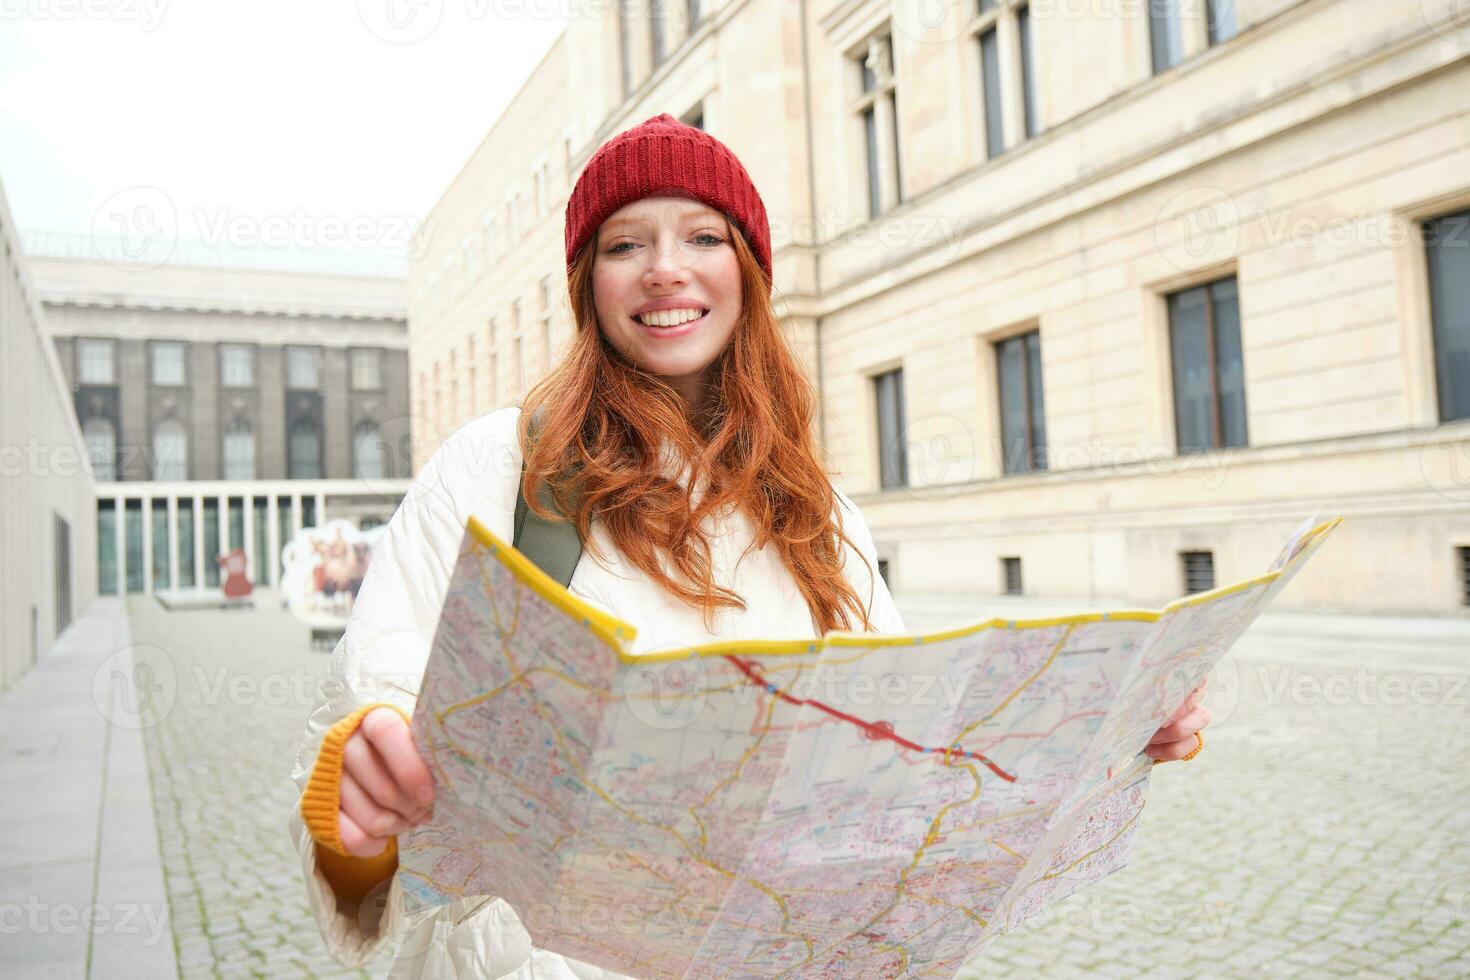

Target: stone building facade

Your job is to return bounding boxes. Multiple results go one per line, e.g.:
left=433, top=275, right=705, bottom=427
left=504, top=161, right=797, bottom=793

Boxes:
left=29, top=255, right=413, bottom=595
left=409, top=0, right=1470, bottom=615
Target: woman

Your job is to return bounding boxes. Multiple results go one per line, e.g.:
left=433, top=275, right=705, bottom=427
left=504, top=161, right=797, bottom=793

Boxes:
left=289, top=113, right=1210, bottom=978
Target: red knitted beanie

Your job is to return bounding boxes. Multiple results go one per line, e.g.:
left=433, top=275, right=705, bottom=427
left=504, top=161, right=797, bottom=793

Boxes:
left=564, top=113, right=772, bottom=285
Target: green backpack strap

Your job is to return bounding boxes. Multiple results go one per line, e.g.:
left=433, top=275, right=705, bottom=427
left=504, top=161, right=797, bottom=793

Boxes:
left=511, top=411, right=584, bottom=589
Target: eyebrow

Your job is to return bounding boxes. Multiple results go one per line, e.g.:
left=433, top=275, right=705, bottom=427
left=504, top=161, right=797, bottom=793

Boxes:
left=601, top=209, right=724, bottom=233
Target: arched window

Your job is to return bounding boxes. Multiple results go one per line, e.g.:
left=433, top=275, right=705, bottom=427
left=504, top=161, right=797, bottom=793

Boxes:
left=84, top=417, right=117, bottom=482
left=152, top=419, right=188, bottom=481
left=353, top=421, right=385, bottom=480
left=222, top=418, right=255, bottom=480
left=289, top=418, right=322, bottom=479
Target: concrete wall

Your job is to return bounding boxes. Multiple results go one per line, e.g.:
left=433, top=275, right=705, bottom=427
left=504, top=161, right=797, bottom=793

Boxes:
left=0, top=176, right=98, bottom=692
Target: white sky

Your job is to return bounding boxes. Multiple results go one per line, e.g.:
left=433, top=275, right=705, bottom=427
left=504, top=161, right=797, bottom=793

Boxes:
left=0, top=0, right=566, bottom=274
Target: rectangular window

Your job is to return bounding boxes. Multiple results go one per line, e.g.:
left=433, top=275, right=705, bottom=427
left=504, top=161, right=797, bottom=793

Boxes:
left=979, top=27, right=1004, bottom=158
left=650, top=0, right=667, bottom=66
left=1207, top=0, right=1238, bottom=45
left=857, top=33, right=900, bottom=219
left=97, top=499, right=117, bottom=595
left=176, top=503, right=195, bottom=589
left=1182, top=550, right=1216, bottom=594
left=1425, top=208, right=1470, bottom=422
left=78, top=338, right=115, bottom=384
left=1017, top=3, right=1038, bottom=139
left=618, top=0, right=634, bottom=96
left=1169, top=276, right=1247, bottom=453
left=1002, top=556, right=1023, bottom=595
left=514, top=337, right=524, bottom=394
left=878, top=558, right=891, bottom=588
left=1460, top=547, right=1470, bottom=606
left=874, top=367, right=908, bottom=489
left=125, top=499, right=144, bottom=594
left=1150, top=0, right=1185, bottom=74
left=287, top=347, right=319, bottom=390
left=350, top=348, right=382, bottom=391
left=996, top=329, right=1048, bottom=473
left=687, top=0, right=700, bottom=30
left=219, top=344, right=253, bottom=387
left=151, top=341, right=186, bottom=386
left=150, top=499, right=168, bottom=588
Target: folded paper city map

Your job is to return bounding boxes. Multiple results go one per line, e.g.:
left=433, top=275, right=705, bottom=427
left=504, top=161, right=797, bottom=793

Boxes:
left=397, top=514, right=1342, bottom=978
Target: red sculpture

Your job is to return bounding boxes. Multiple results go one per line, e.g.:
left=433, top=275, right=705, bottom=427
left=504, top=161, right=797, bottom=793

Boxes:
left=217, top=548, right=253, bottom=599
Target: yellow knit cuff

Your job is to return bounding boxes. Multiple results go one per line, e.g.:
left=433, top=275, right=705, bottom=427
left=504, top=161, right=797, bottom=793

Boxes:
left=300, top=702, right=412, bottom=856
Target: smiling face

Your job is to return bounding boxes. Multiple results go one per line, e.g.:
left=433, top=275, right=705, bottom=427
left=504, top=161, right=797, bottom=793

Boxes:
left=591, top=196, right=744, bottom=411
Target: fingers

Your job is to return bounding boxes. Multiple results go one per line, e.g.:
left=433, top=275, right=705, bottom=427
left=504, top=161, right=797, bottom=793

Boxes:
left=341, top=768, right=416, bottom=840
left=338, top=804, right=391, bottom=858
left=343, top=724, right=431, bottom=824
left=1164, top=678, right=1210, bottom=725
left=1149, top=704, right=1210, bottom=746
left=359, top=707, right=436, bottom=809
left=1145, top=734, right=1200, bottom=762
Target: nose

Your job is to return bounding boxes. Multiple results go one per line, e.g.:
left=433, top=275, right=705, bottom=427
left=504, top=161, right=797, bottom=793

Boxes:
left=642, top=235, right=691, bottom=290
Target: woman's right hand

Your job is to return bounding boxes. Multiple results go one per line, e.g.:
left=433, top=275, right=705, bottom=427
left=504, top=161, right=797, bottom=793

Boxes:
left=339, top=707, right=436, bottom=857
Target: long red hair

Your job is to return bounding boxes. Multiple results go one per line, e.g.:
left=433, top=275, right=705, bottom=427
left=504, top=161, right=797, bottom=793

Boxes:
left=518, top=214, right=876, bottom=635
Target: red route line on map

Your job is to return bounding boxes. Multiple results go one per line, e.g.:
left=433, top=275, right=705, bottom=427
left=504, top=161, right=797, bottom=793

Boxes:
left=724, top=656, right=1017, bottom=783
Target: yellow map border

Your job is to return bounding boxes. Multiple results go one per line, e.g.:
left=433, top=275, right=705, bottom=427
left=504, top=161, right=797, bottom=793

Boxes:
left=463, top=515, right=1343, bottom=666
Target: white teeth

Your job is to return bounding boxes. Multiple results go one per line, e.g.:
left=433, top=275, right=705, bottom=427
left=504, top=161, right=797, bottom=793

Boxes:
left=638, top=308, right=705, bottom=327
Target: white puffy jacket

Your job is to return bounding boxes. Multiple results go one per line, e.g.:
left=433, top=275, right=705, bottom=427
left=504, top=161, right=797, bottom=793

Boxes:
left=288, top=405, right=905, bottom=978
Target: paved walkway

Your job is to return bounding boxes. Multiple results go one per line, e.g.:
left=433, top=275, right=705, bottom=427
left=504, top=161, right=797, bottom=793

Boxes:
left=3, top=591, right=1469, bottom=978
left=0, top=598, right=176, bottom=979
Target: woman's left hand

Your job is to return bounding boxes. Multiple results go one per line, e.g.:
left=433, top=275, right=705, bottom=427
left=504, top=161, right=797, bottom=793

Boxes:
left=1145, top=678, right=1210, bottom=762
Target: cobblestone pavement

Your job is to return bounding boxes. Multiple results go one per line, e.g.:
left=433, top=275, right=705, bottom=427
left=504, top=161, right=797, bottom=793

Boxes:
left=942, top=613, right=1470, bottom=979
left=130, top=596, right=367, bottom=980
left=129, top=594, right=1470, bottom=979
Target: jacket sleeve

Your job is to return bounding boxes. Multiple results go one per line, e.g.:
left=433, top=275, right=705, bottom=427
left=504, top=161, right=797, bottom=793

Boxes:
left=287, top=408, right=523, bottom=966
left=832, top=485, right=906, bottom=635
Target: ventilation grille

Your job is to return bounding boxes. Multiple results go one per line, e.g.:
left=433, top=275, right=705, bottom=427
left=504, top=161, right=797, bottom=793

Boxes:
left=1460, top=547, right=1470, bottom=607
left=1182, top=550, right=1216, bottom=595
left=1002, top=557, right=1023, bottom=596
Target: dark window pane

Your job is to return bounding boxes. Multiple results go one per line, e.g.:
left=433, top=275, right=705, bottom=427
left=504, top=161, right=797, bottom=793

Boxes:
left=1426, top=209, right=1470, bottom=422
left=254, top=499, right=270, bottom=587
left=1182, top=550, right=1216, bottom=594
left=1002, top=556, right=1023, bottom=595
left=979, top=0, right=998, bottom=11
left=1208, top=0, right=1238, bottom=44
left=888, top=90, right=903, bottom=205
left=1170, top=285, right=1214, bottom=453
left=997, top=336, right=1029, bottom=473
left=203, top=499, right=220, bottom=588
left=152, top=499, right=169, bottom=589
left=980, top=28, right=1003, bottom=158
left=228, top=497, right=245, bottom=561
left=1150, top=0, right=1184, bottom=73
left=1211, top=277, right=1248, bottom=447
left=125, top=500, right=144, bottom=594
left=1018, top=4, right=1038, bottom=139
left=289, top=419, right=323, bottom=479
left=1025, top=332, right=1048, bottom=468
left=97, top=500, right=117, bottom=595
left=277, top=497, right=294, bottom=584
left=864, top=106, right=881, bottom=218
left=176, top=503, right=195, bottom=589
left=875, top=369, right=908, bottom=489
